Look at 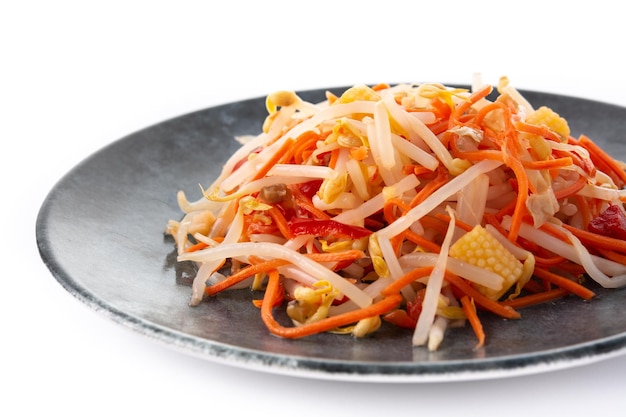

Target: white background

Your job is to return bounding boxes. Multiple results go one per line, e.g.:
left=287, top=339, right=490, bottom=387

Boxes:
left=3, top=1, right=626, bottom=415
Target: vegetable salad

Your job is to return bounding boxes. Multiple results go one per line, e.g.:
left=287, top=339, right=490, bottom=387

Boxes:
left=166, top=76, right=626, bottom=350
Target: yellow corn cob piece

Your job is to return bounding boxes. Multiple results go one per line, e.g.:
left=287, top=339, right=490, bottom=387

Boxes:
left=449, top=225, right=523, bottom=300
left=525, top=106, right=570, bottom=142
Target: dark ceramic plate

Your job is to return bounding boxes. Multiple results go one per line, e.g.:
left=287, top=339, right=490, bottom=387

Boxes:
left=36, top=86, right=626, bottom=382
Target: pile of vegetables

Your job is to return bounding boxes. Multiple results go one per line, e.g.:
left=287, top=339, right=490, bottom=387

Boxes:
left=166, top=76, right=626, bottom=350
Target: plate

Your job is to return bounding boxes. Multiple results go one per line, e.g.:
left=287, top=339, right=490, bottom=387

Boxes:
left=36, top=86, right=626, bottom=382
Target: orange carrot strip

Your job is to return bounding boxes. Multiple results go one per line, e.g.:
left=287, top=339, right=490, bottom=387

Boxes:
left=595, top=247, right=626, bottom=266
left=419, top=215, right=449, bottom=236
left=204, top=249, right=366, bottom=297
left=261, top=270, right=402, bottom=339
left=533, top=267, right=595, bottom=300
left=473, top=101, right=508, bottom=129
left=460, top=296, right=485, bottom=349
left=383, top=198, right=411, bottom=250
left=412, top=165, right=437, bottom=177
left=536, top=222, right=572, bottom=242
left=449, top=85, right=492, bottom=128
left=494, top=195, right=518, bottom=220
left=521, top=157, right=573, bottom=170
left=404, top=229, right=442, bottom=253
left=561, top=223, right=626, bottom=254
left=381, top=266, right=435, bottom=297
left=327, top=148, right=340, bottom=170
left=483, top=212, right=510, bottom=236
left=306, top=250, right=366, bottom=263
left=205, top=258, right=290, bottom=296
left=500, top=288, right=570, bottom=309
left=503, top=148, right=530, bottom=241
left=383, top=198, right=411, bottom=223
left=409, top=167, right=449, bottom=208
left=446, top=273, right=521, bottom=320
left=252, top=280, right=284, bottom=308
left=429, top=97, right=452, bottom=120
left=514, top=121, right=562, bottom=142
left=292, top=131, right=324, bottom=165
left=434, top=212, right=473, bottom=233
left=251, top=138, right=296, bottom=181
left=185, top=241, right=209, bottom=253
left=428, top=119, right=452, bottom=135
left=267, top=205, right=293, bottom=240
left=534, top=254, right=568, bottom=267
left=289, top=184, right=331, bottom=220
left=372, top=83, right=390, bottom=91
left=553, top=174, right=587, bottom=200
left=449, top=146, right=505, bottom=163
left=577, top=134, right=626, bottom=187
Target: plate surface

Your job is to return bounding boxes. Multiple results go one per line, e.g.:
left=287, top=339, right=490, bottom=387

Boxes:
left=36, top=86, right=626, bottom=382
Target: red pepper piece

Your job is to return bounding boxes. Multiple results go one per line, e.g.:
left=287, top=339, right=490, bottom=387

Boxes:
left=382, top=309, right=416, bottom=329
left=297, top=180, right=323, bottom=199
left=287, top=218, right=372, bottom=239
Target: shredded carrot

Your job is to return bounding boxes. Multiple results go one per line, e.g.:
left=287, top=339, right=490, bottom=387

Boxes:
left=502, top=141, right=530, bottom=241
left=185, top=241, right=209, bottom=253
left=446, top=272, right=521, bottom=320
left=434, top=212, right=473, bottom=233
left=460, top=296, right=485, bottom=349
left=205, top=258, right=289, bottom=296
left=404, top=229, right=442, bottom=253
left=266, top=205, right=293, bottom=240
left=493, top=194, right=519, bottom=221
left=307, top=250, right=365, bottom=263
left=383, top=198, right=411, bottom=221
left=448, top=85, right=492, bottom=128
left=561, top=223, right=626, bottom=254
left=553, top=174, right=587, bottom=200
left=371, top=83, right=390, bottom=91
left=534, top=254, right=568, bottom=267
left=327, top=148, right=340, bottom=170
left=533, top=267, right=595, bottom=300
left=251, top=138, right=296, bottom=181
left=252, top=280, right=284, bottom=308
left=595, top=247, right=626, bottom=266
left=409, top=167, right=449, bottom=208
left=514, top=121, right=562, bottom=142
left=577, top=134, right=626, bottom=187
left=473, top=101, right=509, bottom=129
left=449, top=144, right=505, bottom=164
left=553, top=146, right=596, bottom=177
left=501, top=288, right=570, bottom=309
left=382, top=266, right=435, bottom=297
left=261, top=270, right=402, bottom=339
left=521, top=156, right=574, bottom=170
left=288, top=184, right=331, bottom=220
left=204, top=249, right=366, bottom=297
left=292, top=133, right=323, bottom=165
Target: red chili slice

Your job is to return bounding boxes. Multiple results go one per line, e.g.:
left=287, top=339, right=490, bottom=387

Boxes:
left=287, top=218, right=372, bottom=239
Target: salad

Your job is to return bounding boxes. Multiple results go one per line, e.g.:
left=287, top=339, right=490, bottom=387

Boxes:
left=166, top=76, right=626, bottom=351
